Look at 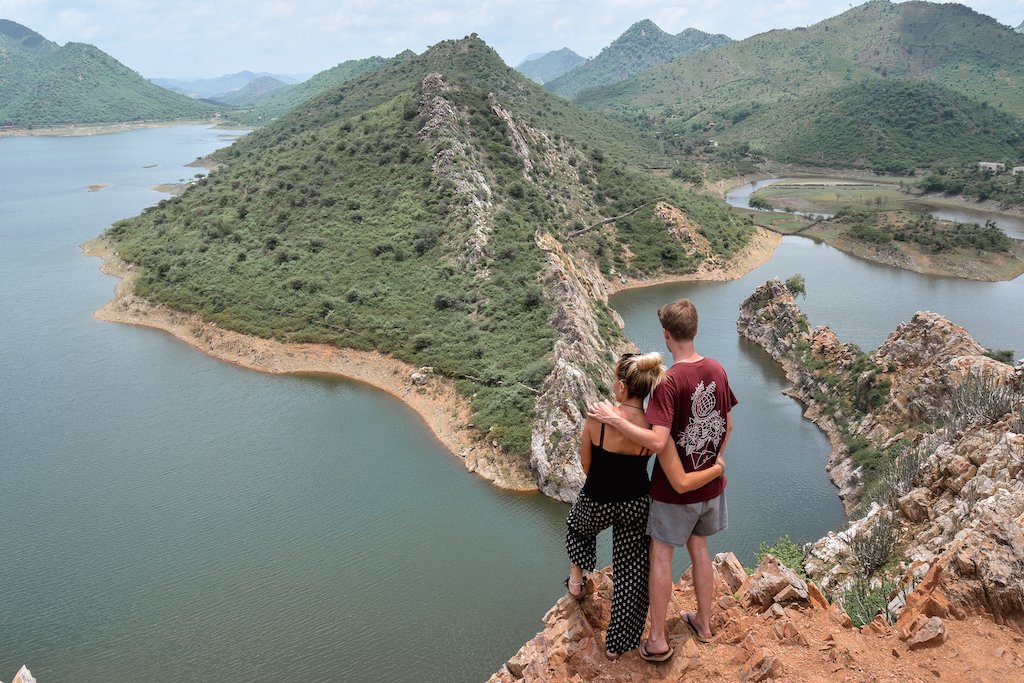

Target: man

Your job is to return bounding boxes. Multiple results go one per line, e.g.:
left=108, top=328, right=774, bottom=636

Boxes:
left=589, top=298, right=736, bottom=661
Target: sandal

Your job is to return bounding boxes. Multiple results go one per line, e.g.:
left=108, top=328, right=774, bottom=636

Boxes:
left=564, top=576, right=585, bottom=601
left=639, top=640, right=674, bottom=662
left=683, top=612, right=713, bottom=643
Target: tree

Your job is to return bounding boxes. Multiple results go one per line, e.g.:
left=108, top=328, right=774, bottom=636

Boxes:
left=785, top=274, right=806, bottom=299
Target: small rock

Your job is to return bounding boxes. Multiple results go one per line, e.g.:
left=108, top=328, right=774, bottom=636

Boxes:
left=12, top=668, right=36, bottom=683
left=908, top=616, right=946, bottom=650
left=898, top=488, right=932, bottom=523
left=714, top=551, right=749, bottom=593
left=738, top=555, right=809, bottom=610
left=742, top=647, right=783, bottom=682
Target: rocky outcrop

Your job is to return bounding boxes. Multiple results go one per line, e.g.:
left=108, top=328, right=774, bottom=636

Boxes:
left=737, top=278, right=1014, bottom=510
left=3, top=666, right=36, bottom=683
left=487, top=552, right=1024, bottom=682
left=417, top=73, right=494, bottom=269
left=531, top=233, right=621, bottom=501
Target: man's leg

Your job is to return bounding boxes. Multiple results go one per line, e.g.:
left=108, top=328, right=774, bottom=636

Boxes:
left=685, top=533, right=713, bottom=638
left=645, top=537, right=675, bottom=653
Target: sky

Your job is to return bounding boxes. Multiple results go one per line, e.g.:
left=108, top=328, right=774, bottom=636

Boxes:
left=2, top=0, right=1022, bottom=79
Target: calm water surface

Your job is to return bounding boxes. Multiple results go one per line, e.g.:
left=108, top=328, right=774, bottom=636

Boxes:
left=726, top=177, right=1024, bottom=239
left=2, top=128, right=1020, bottom=682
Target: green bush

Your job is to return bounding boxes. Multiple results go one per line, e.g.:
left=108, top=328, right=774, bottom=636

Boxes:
left=755, top=535, right=807, bottom=579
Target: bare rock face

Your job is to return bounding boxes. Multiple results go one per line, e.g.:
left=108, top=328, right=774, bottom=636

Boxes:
left=417, top=73, right=494, bottom=270
left=737, top=279, right=1009, bottom=512
left=530, top=233, right=620, bottom=501
left=11, top=666, right=36, bottom=683
left=737, top=554, right=808, bottom=610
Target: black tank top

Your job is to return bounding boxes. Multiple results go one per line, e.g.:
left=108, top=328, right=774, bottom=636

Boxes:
left=581, top=424, right=651, bottom=502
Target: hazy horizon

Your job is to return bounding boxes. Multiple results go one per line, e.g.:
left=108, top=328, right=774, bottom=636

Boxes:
left=1, top=0, right=1021, bottom=80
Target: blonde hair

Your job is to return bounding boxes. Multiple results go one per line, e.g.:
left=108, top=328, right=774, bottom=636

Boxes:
left=616, top=352, right=666, bottom=400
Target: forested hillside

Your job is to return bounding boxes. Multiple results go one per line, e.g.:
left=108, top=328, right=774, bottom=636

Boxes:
left=576, top=1, right=1024, bottom=171
left=0, top=20, right=218, bottom=126
left=105, top=35, right=753, bottom=479
left=516, top=48, right=585, bottom=84
left=546, top=20, right=731, bottom=101
left=224, top=56, right=390, bottom=124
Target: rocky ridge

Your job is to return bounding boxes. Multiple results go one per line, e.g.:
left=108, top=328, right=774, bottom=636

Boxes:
left=490, top=280, right=1024, bottom=681
left=488, top=551, right=1024, bottom=682
left=736, top=278, right=1016, bottom=509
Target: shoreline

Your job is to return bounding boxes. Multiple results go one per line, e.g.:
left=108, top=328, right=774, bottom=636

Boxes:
left=81, top=235, right=538, bottom=494
left=608, top=226, right=781, bottom=294
left=0, top=119, right=224, bottom=138
left=83, top=223, right=781, bottom=498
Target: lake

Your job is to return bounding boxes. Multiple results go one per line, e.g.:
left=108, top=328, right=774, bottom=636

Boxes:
left=1, top=127, right=1020, bottom=682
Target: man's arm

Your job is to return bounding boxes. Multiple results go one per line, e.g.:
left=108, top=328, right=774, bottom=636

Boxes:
left=586, top=401, right=671, bottom=453
left=656, top=440, right=724, bottom=494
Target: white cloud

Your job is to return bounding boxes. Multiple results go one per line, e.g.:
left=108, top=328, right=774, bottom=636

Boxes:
left=10, top=0, right=1020, bottom=78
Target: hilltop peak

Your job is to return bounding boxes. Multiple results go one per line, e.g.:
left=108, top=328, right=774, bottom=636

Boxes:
left=546, top=18, right=732, bottom=100
left=620, top=18, right=669, bottom=38
left=0, top=19, right=56, bottom=50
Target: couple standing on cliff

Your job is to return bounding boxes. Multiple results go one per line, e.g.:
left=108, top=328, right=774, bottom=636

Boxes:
left=564, top=298, right=735, bottom=662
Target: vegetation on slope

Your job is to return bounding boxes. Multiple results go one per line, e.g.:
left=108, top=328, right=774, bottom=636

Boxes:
left=546, top=20, right=731, bottom=101
left=212, top=76, right=288, bottom=106
left=576, top=1, right=1024, bottom=171
left=516, top=48, right=585, bottom=84
left=224, top=56, right=390, bottom=124
left=736, top=79, right=1024, bottom=173
left=0, top=21, right=219, bottom=126
left=106, top=36, right=752, bottom=458
left=918, top=165, right=1024, bottom=207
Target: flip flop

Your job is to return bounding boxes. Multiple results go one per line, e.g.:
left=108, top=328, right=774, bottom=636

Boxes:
left=684, top=612, right=713, bottom=643
left=639, top=641, right=674, bottom=662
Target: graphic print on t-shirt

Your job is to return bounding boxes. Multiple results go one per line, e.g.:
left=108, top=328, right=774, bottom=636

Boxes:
left=679, top=380, right=727, bottom=469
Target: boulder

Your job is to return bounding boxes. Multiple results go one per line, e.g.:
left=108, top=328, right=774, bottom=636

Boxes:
left=907, top=616, right=947, bottom=650
left=737, top=555, right=809, bottom=610
left=714, top=551, right=749, bottom=593
left=898, top=487, right=932, bottom=523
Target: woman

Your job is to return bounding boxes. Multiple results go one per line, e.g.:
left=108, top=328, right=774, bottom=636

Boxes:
left=564, top=351, right=725, bottom=659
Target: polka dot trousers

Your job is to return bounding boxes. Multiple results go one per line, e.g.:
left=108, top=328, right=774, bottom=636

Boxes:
left=565, top=492, right=650, bottom=654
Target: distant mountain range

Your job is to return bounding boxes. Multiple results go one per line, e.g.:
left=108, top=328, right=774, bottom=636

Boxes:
left=574, top=1, right=1024, bottom=171
left=0, top=19, right=219, bottom=127
left=150, top=71, right=306, bottom=98
left=545, top=20, right=732, bottom=100
left=223, top=55, right=391, bottom=124
left=210, top=76, right=289, bottom=106
left=515, top=48, right=585, bottom=84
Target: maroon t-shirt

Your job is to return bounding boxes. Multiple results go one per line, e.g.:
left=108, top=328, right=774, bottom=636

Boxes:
left=645, top=357, right=738, bottom=504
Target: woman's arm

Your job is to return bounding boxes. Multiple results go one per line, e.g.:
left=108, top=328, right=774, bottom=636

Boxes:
left=580, top=418, right=593, bottom=475
left=656, top=439, right=723, bottom=494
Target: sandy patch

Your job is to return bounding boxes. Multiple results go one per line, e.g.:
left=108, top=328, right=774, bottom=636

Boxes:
left=87, top=184, right=109, bottom=192
left=0, top=120, right=217, bottom=138
left=608, top=227, right=781, bottom=293
left=81, top=236, right=537, bottom=494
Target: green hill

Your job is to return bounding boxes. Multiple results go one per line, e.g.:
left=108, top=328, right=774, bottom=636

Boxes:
left=0, top=19, right=59, bottom=110
left=735, top=79, right=1024, bottom=172
left=212, top=76, right=288, bottom=106
left=546, top=20, right=732, bottom=101
left=577, top=1, right=1024, bottom=170
left=225, top=56, right=390, bottom=124
left=0, top=20, right=219, bottom=126
left=516, top=48, right=585, bottom=84
left=103, top=35, right=752, bottom=486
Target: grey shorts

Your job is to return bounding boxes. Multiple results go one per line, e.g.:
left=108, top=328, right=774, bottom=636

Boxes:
left=647, top=492, right=728, bottom=547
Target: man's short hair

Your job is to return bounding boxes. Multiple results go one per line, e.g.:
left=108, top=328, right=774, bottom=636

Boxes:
left=658, top=299, right=698, bottom=341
